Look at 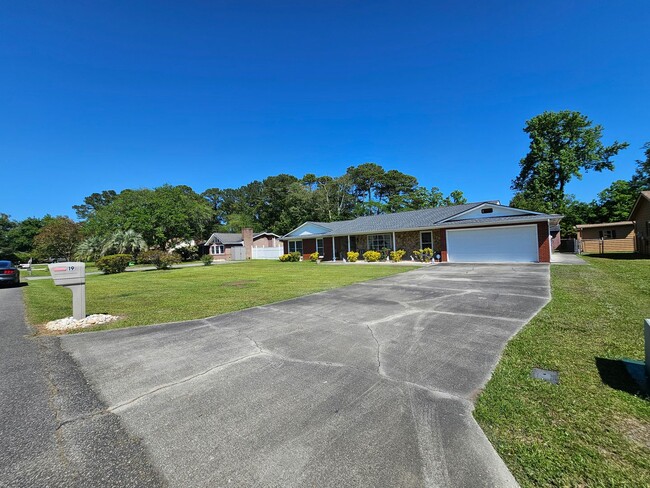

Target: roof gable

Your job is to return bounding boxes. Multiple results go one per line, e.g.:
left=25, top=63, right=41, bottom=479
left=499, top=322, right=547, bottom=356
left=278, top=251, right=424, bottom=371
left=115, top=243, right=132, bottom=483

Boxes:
left=629, top=191, right=650, bottom=220
left=440, top=203, right=540, bottom=223
left=284, top=222, right=333, bottom=238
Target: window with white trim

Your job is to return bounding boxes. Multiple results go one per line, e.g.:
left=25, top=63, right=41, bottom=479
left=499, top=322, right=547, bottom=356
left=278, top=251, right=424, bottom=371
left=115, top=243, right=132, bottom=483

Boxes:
left=316, top=238, right=324, bottom=256
left=288, top=240, right=303, bottom=254
left=420, top=231, right=433, bottom=249
left=210, top=244, right=224, bottom=254
left=367, top=234, right=392, bottom=251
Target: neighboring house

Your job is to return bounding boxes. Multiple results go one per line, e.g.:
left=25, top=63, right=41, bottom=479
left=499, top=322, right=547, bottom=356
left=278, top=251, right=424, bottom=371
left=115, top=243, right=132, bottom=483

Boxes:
left=630, top=190, right=650, bottom=255
left=205, top=228, right=282, bottom=260
left=281, top=201, right=562, bottom=263
left=575, top=222, right=636, bottom=254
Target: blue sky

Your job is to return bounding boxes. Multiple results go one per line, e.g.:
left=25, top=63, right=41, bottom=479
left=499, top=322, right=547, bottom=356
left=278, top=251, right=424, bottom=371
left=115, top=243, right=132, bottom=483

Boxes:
left=1, top=1, right=649, bottom=220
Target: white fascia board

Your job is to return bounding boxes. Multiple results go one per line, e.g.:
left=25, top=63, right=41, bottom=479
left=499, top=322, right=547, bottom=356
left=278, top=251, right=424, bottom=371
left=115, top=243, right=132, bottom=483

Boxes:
left=204, top=234, right=218, bottom=246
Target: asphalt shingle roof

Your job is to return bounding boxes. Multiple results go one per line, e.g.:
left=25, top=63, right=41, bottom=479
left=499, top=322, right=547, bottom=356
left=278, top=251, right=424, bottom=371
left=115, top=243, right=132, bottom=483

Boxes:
left=285, top=202, right=561, bottom=238
left=208, top=233, right=243, bottom=245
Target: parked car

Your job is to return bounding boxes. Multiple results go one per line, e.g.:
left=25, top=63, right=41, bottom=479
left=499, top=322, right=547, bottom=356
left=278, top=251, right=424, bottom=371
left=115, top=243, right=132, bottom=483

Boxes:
left=0, top=260, right=20, bottom=286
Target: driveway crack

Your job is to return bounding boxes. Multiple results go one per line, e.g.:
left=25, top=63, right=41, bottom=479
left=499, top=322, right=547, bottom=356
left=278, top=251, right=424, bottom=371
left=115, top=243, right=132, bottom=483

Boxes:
left=108, top=351, right=263, bottom=413
left=365, top=322, right=382, bottom=374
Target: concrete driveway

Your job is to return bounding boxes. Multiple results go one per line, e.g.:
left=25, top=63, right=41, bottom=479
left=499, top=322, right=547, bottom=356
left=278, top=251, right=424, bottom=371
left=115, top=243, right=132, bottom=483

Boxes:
left=62, top=264, right=550, bottom=487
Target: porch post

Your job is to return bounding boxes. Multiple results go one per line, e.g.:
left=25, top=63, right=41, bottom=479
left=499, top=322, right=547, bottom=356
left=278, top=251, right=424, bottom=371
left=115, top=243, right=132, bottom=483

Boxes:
left=332, top=236, right=336, bottom=261
left=347, top=235, right=351, bottom=252
left=392, top=231, right=396, bottom=251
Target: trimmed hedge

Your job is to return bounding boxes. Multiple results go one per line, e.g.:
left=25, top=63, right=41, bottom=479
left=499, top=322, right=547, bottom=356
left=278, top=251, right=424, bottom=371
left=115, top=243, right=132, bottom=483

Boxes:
left=96, top=254, right=132, bottom=274
left=390, top=249, right=406, bottom=262
left=279, top=251, right=301, bottom=262
left=363, top=250, right=381, bottom=262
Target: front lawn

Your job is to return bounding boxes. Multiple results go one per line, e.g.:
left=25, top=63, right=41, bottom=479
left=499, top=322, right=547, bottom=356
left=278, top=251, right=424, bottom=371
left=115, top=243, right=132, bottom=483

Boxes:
left=23, top=260, right=412, bottom=333
left=474, top=256, right=650, bottom=487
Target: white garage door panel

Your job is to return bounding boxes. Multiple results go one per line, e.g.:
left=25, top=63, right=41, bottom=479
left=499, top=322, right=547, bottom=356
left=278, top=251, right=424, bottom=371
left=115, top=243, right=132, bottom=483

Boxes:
left=447, top=225, right=539, bottom=263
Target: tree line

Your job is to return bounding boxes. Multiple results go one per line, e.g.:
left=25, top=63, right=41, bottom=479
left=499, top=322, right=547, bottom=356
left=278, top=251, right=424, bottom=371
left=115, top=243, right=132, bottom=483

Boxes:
left=1, top=110, right=648, bottom=263
left=0, top=164, right=466, bottom=262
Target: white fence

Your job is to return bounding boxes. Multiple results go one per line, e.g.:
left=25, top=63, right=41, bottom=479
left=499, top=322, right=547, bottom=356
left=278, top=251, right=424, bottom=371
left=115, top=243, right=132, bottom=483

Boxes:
left=252, top=246, right=284, bottom=260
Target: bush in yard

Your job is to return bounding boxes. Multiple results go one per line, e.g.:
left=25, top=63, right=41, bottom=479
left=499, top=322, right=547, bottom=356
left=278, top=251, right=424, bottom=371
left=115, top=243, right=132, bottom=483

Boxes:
left=309, top=252, right=319, bottom=262
left=412, top=248, right=434, bottom=262
left=390, top=249, right=406, bottom=262
left=174, top=244, right=200, bottom=262
left=139, top=250, right=182, bottom=269
left=279, top=252, right=301, bottom=262
left=363, top=250, right=381, bottom=262
left=201, top=255, right=213, bottom=266
left=96, top=254, right=132, bottom=274
left=347, top=251, right=359, bottom=262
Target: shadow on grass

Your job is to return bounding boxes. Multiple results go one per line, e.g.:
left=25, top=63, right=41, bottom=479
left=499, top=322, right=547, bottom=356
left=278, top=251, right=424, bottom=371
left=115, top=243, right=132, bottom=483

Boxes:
left=584, top=253, right=650, bottom=260
left=595, top=357, right=648, bottom=397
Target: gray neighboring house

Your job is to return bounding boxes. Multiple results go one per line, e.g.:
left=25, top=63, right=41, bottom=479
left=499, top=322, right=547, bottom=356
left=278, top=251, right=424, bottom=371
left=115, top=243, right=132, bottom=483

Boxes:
left=205, top=228, right=282, bottom=260
left=281, top=201, right=562, bottom=263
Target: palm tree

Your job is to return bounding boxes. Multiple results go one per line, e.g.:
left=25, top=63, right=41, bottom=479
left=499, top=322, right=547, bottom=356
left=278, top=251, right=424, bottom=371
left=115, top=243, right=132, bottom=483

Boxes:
left=75, top=235, right=107, bottom=262
left=103, top=229, right=148, bottom=256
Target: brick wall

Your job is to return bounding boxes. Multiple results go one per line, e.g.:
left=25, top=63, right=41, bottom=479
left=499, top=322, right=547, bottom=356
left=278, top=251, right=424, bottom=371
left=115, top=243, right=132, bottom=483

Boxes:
left=537, top=221, right=550, bottom=263
left=395, top=231, right=420, bottom=258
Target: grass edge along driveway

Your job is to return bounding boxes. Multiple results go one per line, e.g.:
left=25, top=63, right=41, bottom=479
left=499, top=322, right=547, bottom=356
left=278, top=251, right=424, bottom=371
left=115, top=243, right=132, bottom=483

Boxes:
left=23, top=260, right=413, bottom=333
left=474, top=255, right=650, bottom=487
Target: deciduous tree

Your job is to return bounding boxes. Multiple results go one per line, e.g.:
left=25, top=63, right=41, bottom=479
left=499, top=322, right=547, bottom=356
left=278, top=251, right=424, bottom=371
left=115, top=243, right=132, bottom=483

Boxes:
left=33, top=217, right=81, bottom=261
left=511, top=111, right=628, bottom=213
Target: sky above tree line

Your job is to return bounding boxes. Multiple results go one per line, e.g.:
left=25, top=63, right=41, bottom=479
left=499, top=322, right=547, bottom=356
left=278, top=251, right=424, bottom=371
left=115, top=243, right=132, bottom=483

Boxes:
left=1, top=1, right=648, bottom=221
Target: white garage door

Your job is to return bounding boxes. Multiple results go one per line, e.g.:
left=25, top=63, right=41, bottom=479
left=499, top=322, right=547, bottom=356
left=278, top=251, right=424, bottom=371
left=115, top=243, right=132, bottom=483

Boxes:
left=446, top=225, right=539, bottom=263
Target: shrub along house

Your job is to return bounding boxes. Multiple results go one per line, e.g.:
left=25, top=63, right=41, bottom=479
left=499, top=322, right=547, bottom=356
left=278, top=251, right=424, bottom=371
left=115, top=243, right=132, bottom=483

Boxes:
left=281, top=201, right=562, bottom=263
left=205, top=228, right=282, bottom=260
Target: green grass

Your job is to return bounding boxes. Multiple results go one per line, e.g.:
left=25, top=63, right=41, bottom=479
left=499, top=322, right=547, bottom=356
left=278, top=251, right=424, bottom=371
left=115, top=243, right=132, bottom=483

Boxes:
left=23, top=260, right=413, bottom=333
left=474, top=256, right=650, bottom=487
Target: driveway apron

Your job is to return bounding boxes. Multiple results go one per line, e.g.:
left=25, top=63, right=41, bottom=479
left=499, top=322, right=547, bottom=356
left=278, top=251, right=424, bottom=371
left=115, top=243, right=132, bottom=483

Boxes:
left=61, top=264, right=550, bottom=487
left=0, top=287, right=164, bottom=487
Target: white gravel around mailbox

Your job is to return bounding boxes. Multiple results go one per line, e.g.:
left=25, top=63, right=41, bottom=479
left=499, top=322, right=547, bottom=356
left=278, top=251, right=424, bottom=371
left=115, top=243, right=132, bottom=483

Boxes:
left=46, top=314, right=120, bottom=331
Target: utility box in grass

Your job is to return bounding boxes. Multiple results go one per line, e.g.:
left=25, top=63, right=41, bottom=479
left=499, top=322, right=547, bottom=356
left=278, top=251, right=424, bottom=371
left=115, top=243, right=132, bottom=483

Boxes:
left=48, top=262, right=86, bottom=320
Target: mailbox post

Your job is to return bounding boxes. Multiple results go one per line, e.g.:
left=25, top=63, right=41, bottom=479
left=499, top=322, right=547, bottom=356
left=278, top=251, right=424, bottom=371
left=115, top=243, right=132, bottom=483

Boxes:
left=48, top=262, right=86, bottom=320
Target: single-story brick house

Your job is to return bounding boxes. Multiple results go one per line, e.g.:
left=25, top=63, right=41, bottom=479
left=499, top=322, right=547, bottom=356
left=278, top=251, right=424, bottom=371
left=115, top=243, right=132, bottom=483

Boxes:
left=205, top=228, right=281, bottom=260
left=281, top=201, right=562, bottom=263
left=575, top=221, right=636, bottom=253
left=630, top=190, right=650, bottom=255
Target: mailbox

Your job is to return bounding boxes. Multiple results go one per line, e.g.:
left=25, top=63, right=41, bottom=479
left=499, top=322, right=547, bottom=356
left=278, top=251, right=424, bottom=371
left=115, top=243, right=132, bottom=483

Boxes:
left=49, top=262, right=86, bottom=286
left=48, top=262, right=86, bottom=320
